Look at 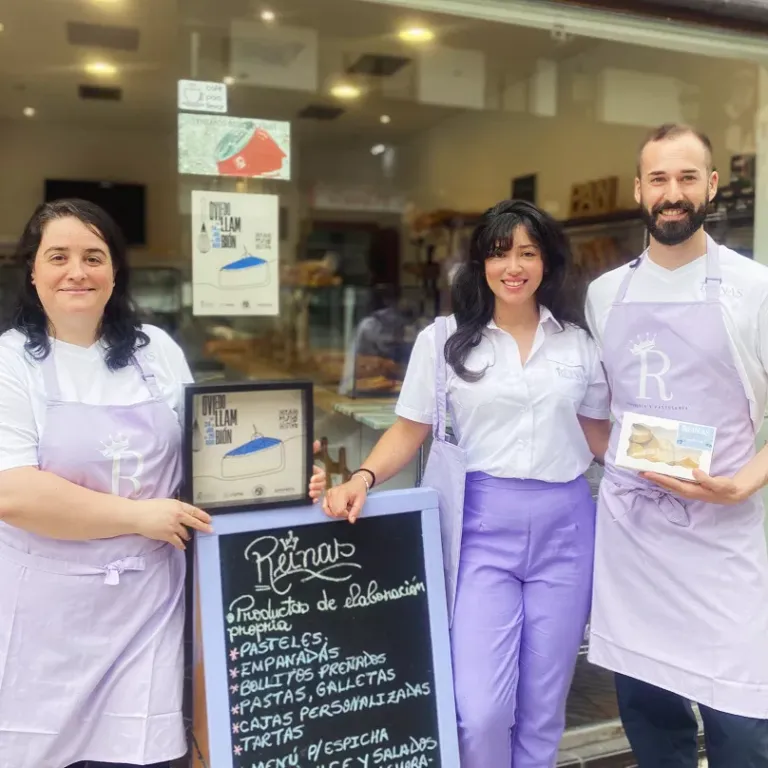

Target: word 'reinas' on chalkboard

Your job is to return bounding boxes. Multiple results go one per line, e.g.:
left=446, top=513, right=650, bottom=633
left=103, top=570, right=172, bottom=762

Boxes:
left=195, top=488, right=458, bottom=768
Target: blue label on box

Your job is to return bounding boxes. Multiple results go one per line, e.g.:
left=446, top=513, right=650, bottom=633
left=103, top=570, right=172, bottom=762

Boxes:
left=676, top=423, right=715, bottom=451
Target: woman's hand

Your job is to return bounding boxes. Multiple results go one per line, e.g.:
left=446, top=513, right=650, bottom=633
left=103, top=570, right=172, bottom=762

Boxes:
left=135, top=499, right=214, bottom=550
left=309, top=440, right=327, bottom=502
left=322, top=474, right=368, bottom=524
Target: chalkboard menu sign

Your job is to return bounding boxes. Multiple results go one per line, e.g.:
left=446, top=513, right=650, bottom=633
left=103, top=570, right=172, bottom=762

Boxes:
left=195, top=487, right=458, bottom=767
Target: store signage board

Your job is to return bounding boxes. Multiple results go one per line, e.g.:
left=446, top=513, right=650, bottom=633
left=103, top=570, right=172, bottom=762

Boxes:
left=195, top=487, right=459, bottom=768
left=182, top=381, right=314, bottom=514
left=178, top=79, right=228, bottom=114
left=179, top=113, right=291, bottom=180
left=190, top=189, right=279, bottom=316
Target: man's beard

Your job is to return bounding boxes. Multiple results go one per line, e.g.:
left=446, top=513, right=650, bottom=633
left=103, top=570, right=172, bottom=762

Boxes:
left=640, top=198, right=708, bottom=246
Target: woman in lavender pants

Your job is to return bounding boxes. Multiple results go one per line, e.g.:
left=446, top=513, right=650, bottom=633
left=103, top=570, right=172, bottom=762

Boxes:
left=323, top=200, right=611, bottom=767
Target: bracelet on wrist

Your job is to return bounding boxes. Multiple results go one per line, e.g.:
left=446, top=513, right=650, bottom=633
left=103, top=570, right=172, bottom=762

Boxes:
left=351, top=472, right=370, bottom=492
left=354, top=467, right=376, bottom=488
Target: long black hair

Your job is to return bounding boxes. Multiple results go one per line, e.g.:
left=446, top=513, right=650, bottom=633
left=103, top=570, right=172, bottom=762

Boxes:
left=445, top=199, right=587, bottom=381
left=9, top=198, right=148, bottom=370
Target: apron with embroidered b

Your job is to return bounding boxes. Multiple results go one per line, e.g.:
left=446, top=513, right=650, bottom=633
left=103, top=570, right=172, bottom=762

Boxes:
left=0, top=346, right=187, bottom=768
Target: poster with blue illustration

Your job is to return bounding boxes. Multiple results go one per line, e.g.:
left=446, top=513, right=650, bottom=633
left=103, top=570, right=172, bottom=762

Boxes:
left=184, top=381, right=314, bottom=513
left=191, top=190, right=279, bottom=316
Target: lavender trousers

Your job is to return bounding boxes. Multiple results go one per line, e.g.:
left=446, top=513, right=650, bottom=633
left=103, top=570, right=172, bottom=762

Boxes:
left=451, top=472, right=596, bottom=768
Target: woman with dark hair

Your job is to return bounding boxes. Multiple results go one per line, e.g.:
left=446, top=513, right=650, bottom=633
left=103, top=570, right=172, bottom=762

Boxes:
left=323, top=199, right=611, bottom=768
left=0, top=199, right=326, bottom=768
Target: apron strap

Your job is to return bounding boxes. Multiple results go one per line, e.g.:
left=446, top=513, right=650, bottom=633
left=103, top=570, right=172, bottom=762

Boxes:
left=704, top=233, right=722, bottom=302
left=615, top=255, right=643, bottom=303
left=132, top=346, right=163, bottom=401
left=616, top=234, right=721, bottom=304
left=40, top=349, right=63, bottom=402
left=0, top=538, right=154, bottom=585
left=432, top=316, right=449, bottom=442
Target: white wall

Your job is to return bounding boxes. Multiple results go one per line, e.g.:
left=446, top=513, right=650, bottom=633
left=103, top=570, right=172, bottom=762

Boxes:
left=295, top=42, right=758, bottom=222
left=396, top=44, right=758, bottom=218
left=0, top=119, right=179, bottom=264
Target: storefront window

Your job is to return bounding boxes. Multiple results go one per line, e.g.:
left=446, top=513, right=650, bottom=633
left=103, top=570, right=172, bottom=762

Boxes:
left=170, top=5, right=761, bottom=754
left=175, top=0, right=759, bottom=471
left=1, top=0, right=766, bottom=761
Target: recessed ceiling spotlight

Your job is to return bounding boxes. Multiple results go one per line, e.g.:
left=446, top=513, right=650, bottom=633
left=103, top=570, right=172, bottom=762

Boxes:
left=371, top=144, right=386, bottom=156
left=261, top=9, right=276, bottom=22
left=380, top=114, right=391, bottom=124
left=331, top=83, right=361, bottom=100
left=85, top=61, right=117, bottom=76
left=23, top=107, right=36, bottom=118
left=398, top=26, right=434, bottom=43
left=223, top=75, right=236, bottom=86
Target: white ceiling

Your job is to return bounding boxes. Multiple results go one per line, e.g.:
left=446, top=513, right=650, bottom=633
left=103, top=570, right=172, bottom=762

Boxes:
left=0, top=0, right=598, bottom=140
left=0, top=0, right=177, bottom=127
left=1, top=0, right=752, bottom=152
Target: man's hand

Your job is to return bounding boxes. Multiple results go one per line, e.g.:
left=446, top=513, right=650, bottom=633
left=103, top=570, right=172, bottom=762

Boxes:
left=641, top=469, right=750, bottom=505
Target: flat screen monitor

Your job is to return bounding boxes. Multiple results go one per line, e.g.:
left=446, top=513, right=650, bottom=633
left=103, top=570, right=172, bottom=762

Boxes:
left=44, top=179, right=147, bottom=247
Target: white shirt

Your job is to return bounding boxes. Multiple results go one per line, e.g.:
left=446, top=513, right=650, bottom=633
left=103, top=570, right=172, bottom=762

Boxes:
left=0, top=325, right=193, bottom=474
left=586, top=242, right=768, bottom=429
left=395, top=307, right=610, bottom=482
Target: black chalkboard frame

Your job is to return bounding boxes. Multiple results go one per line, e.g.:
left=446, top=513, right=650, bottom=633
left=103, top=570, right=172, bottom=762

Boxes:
left=181, top=379, right=314, bottom=515
left=194, top=487, right=460, bottom=767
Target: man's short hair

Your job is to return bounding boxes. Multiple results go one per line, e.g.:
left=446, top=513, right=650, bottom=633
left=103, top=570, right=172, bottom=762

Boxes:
left=636, top=123, right=714, bottom=176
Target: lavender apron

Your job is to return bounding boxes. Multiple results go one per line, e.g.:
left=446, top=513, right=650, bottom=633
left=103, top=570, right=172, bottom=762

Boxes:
left=0, top=346, right=187, bottom=767
left=420, top=316, right=468, bottom=625
left=589, top=235, right=768, bottom=717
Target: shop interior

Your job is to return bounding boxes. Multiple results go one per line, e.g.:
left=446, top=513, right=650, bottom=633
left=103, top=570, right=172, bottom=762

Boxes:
left=0, top=0, right=763, bottom=759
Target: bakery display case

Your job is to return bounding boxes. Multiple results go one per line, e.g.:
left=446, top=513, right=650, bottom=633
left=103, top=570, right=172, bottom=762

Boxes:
left=564, top=212, right=646, bottom=284
left=131, top=267, right=184, bottom=338
left=337, top=286, right=429, bottom=399
left=195, top=280, right=429, bottom=399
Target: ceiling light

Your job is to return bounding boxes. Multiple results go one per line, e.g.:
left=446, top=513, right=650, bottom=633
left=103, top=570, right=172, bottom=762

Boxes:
left=261, top=9, right=276, bottom=22
left=331, top=83, right=361, bottom=100
left=223, top=75, right=236, bottom=86
left=398, top=27, right=434, bottom=43
left=23, top=107, right=36, bottom=118
left=371, top=144, right=386, bottom=156
left=85, top=61, right=117, bottom=76
left=380, top=114, right=391, bottom=124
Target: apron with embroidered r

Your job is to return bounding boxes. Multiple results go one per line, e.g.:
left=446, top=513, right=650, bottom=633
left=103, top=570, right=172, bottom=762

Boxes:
left=588, top=235, right=768, bottom=717
left=0, top=345, right=187, bottom=768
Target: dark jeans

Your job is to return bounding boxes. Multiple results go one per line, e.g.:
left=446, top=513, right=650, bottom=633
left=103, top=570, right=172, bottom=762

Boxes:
left=616, top=673, right=768, bottom=768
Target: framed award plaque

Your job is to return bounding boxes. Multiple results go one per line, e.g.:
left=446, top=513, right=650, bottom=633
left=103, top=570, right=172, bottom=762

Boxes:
left=181, top=380, right=314, bottom=514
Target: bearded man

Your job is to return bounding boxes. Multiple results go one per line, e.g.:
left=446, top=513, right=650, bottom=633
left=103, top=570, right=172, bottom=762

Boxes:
left=586, top=123, right=768, bottom=767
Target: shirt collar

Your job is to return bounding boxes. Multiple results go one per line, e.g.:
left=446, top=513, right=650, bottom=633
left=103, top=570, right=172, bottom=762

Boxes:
left=487, top=305, right=563, bottom=333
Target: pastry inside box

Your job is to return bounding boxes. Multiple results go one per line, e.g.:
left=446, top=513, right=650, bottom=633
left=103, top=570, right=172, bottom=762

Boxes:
left=615, top=412, right=716, bottom=482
